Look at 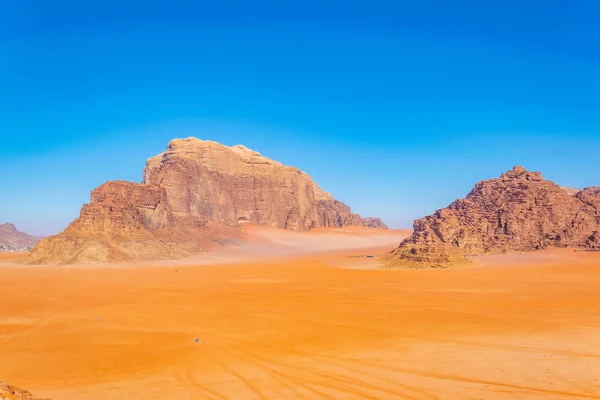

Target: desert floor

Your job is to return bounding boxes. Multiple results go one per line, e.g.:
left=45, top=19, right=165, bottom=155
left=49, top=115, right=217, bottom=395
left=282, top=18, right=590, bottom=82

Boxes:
left=1, top=228, right=599, bottom=399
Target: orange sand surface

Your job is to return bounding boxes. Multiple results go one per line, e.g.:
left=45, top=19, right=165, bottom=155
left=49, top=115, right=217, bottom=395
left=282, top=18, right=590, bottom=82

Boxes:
left=1, top=233, right=600, bottom=399
left=0, top=252, right=28, bottom=262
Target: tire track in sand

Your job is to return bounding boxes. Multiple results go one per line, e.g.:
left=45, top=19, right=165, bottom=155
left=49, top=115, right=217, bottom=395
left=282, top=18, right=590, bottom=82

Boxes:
left=204, top=344, right=270, bottom=400
left=211, top=340, right=382, bottom=400
left=185, top=356, right=231, bottom=400
left=204, top=331, right=437, bottom=400
left=210, top=340, right=333, bottom=400
left=204, top=331, right=600, bottom=399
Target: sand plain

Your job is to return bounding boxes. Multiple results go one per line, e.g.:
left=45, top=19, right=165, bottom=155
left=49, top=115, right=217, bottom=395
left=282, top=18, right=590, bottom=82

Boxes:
left=1, top=228, right=599, bottom=399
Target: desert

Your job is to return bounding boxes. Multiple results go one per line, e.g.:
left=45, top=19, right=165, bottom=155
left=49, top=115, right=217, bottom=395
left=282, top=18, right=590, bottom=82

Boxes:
left=3, top=141, right=600, bottom=399
left=1, top=229, right=600, bottom=399
left=3, top=3, right=600, bottom=399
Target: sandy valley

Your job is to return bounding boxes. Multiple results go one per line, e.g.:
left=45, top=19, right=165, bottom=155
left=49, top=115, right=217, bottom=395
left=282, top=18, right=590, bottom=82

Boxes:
left=5, top=2, right=600, bottom=398
left=1, top=228, right=599, bottom=399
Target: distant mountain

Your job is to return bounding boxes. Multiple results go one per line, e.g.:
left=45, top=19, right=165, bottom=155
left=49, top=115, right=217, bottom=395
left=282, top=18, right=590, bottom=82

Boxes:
left=361, top=217, right=388, bottom=229
left=0, top=223, right=40, bottom=252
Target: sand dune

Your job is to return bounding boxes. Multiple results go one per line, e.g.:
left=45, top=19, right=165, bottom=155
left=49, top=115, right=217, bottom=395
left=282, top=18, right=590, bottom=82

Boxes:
left=1, top=229, right=599, bottom=399
left=236, top=225, right=410, bottom=256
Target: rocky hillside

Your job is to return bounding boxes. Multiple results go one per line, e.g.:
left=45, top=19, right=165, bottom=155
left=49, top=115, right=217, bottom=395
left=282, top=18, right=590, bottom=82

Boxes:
left=387, top=166, right=600, bottom=268
left=0, top=223, right=40, bottom=252
left=0, top=381, right=49, bottom=400
left=29, top=138, right=385, bottom=264
left=144, top=138, right=384, bottom=230
left=28, top=180, right=241, bottom=264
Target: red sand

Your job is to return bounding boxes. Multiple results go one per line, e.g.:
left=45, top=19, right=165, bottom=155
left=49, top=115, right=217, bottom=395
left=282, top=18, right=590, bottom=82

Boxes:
left=1, top=230, right=599, bottom=399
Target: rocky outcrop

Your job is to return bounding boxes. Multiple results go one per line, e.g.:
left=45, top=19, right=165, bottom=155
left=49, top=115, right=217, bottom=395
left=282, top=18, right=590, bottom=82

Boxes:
left=28, top=181, right=239, bottom=264
left=0, top=381, right=49, bottom=400
left=0, top=223, right=40, bottom=252
left=143, top=138, right=372, bottom=231
left=29, top=138, right=382, bottom=264
left=361, top=217, right=388, bottom=229
left=576, top=186, right=600, bottom=211
left=387, top=166, right=600, bottom=268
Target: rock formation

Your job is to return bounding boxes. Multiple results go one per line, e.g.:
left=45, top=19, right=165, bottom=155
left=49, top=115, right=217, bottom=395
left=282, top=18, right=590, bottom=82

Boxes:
left=576, top=186, right=600, bottom=212
left=28, top=180, right=240, bottom=264
left=29, top=138, right=385, bottom=264
left=143, top=138, right=381, bottom=230
left=387, top=166, right=600, bottom=268
left=0, top=381, right=49, bottom=400
left=0, top=223, right=40, bottom=252
left=361, top=217, right=389, bottom=229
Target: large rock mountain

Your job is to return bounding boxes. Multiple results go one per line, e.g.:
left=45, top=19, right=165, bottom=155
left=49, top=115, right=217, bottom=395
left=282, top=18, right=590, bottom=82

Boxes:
left=0, top=223, right=40, bottom=252
left=29, top=138, right=385, bottom=264
left=387, top=166, right=600, bottom=268
left=27, top=180, right=235, bottom=264
left=143, top=138, right=381, bottom=230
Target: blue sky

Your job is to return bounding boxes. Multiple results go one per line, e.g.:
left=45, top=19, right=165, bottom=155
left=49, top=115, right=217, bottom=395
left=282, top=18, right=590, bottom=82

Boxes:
left=1, top=0, right=599, bottom=236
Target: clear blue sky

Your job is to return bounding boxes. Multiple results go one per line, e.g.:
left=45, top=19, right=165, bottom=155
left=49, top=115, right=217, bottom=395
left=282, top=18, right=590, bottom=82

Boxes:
left=1, top=0, right=599, bottom=236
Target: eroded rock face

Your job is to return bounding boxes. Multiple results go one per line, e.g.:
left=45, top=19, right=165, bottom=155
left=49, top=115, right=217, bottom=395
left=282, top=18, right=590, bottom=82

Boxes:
left=576, top=187, right=600, bottom=212
left=143, top=138, right=375, bottom=230
left=29, top=138, right=383, bottom=264
left=28, top=181, right=238, bottom=265
left=387, top=166, right=600, bottom=268
left=0, top=223, right=40, bottom=252
left=79, top=181, right=173, bottom=231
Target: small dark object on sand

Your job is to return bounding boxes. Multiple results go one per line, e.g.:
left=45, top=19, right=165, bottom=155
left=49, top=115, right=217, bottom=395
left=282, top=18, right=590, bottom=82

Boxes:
left=194, top=338, right=200, bottom=344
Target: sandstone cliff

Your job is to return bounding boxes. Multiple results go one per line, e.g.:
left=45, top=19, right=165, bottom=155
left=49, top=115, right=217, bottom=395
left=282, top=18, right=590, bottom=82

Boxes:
left=0, top=223, right=40, bottom=252
left=29, top=138, right=384, bottom=264
left=28, top=180, right=239, bottom=264
left=387, top=166, right=600, bottom=268
left=143, top=138, right=377, bottom=230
